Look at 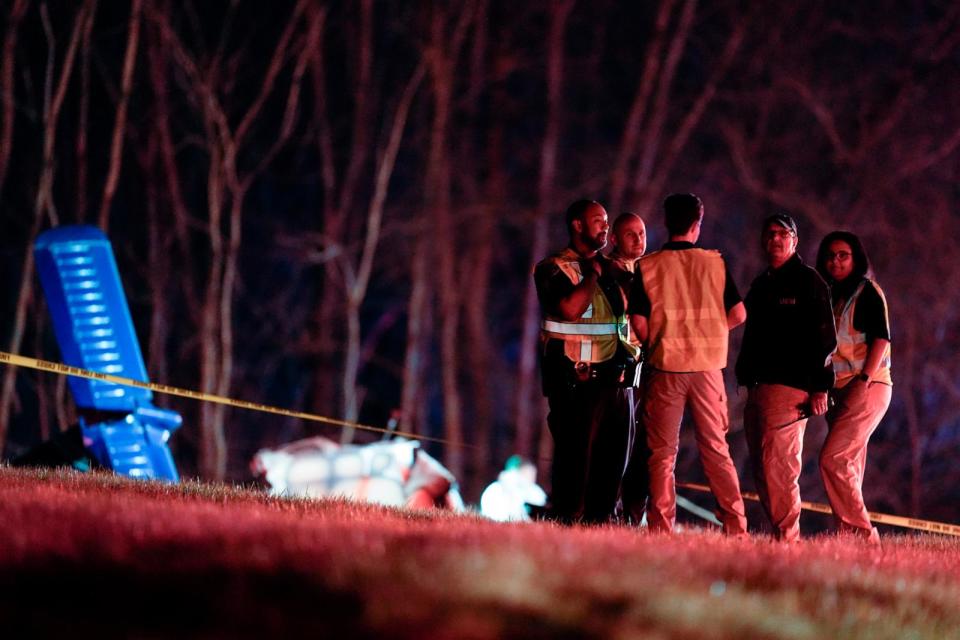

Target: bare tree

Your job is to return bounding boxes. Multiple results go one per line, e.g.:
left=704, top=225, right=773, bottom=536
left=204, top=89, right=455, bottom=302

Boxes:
left=73, top=0, right=96, bottom=222
left=148, top=0, right=314, bottom=478
left=302, top=2, right=366, bottom=425
left=0, top=0, right=29, bottom=200
left=0, top=0, right=89, bottom=451
left=338, top=64, right=425, bottom=436
left=417, top=1, right=477, bottom=479
left=96, top=0, right=142, bottom=230
left=459, top=0, right=496, bottom=496
left=514, top=0, right=574, bottom=466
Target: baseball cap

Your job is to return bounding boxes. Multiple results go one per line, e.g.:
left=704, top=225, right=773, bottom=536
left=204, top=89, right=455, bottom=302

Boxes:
left=763, top=213, right=798, bottom=235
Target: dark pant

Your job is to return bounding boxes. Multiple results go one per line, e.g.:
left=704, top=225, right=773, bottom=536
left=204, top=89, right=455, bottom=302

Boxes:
left=546, top=382, right=635, bottom=524
left=620, top=382, right=650, bottom=525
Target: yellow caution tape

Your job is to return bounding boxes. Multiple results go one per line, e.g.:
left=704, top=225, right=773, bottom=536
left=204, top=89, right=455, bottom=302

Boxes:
left=677, top=481, right=960, bottom=537
left=0, top=350, right=479, bottom=452
left=6, top=349, right=959, bottom=536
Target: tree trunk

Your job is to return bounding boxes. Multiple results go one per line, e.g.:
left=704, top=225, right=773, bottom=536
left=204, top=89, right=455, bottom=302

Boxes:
left=608, top=0, right=675, bottom=213
left=425, top=4, right=472, bottom=480
left=341, top=64, right=424, bottom=436
left=306, top=4, right=344, bottom=424
left=400, top=239, right=430, bottom=435
left=74, top=0, right=96, bottom=222
left=97, top=0, right=141, bottom=230
left=0, top=0, right=29, bottom=200
left=0, top=0, right=88, bottom=451
left=198, top=142, right=226, bottom=478
left=514, top=0, right=573, bottom=459
left=630, top=0, right=696, bottom=211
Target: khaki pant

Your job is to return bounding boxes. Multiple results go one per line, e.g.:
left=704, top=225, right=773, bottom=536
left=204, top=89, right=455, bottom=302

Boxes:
left=744, top=384, right=809, bottom=542
left=821, top=380, right=891, bottom=542
left=643, top=369, right=746, bottom=534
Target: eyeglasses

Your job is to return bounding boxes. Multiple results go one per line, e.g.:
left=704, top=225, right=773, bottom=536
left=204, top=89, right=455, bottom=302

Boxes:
left=763, top=229, right=794, bottom=240
left=827, top=251, right=852, bottom=261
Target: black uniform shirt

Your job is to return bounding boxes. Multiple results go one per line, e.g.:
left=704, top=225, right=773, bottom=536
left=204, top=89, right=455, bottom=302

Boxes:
left=533, top=249, right=629, bottom=394
left=735, top=253, right=837, bottom=392
left=534, top=251, right=625, bottom=318
left=607, top=253, right=638, bottom=298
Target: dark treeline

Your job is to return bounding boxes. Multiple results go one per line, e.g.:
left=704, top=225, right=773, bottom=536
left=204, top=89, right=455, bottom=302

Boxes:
left=1, top=1, right=958, bottom=519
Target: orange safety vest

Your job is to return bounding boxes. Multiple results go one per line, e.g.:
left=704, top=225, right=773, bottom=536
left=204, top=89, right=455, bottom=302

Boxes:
left=638, top=248, right=729, bottom=372
left=539, top=248, right=638, bottom=364
left=833, top=279, right=892, bottom=388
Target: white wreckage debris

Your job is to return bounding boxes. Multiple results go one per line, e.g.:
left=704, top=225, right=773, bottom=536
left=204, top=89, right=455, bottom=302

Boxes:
left=251, top=436, right=465, bottom=511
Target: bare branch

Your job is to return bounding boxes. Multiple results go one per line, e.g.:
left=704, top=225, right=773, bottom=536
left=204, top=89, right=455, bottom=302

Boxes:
left=780, top=76, right=852, bottom=163
left=631, top=0, right=697, bottom=198
left=242, top=12, right=320, bottom=188
left=74, top=0, right=97, bottom=222
left=146, top=10, right=198, bottom=311
left=37, top=0, right=90, bottom=224
left=232, top=0, right=308, bottom=147
left=336, top=0, right=373, bottom=218
left=1, top=0, right=89, bottom=449
left=306, top=5, right=335, bottom=213
left=609, top=0, right=675, bottom=212
left=0, top=0, right=29, bottom=199
left=646, top=16, right=748, bottom=205
left=97, top=0, right=142, bottom=230
left=894, top=125, right=960, bottom=180
left=352, top=63, right=426, bottom=302
left=720, top=117, right=832, bottom=232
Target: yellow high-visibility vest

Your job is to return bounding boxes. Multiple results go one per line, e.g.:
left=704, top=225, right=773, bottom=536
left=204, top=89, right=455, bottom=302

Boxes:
left=638, top=248, right=728, bottom=372
left=833, top=279, right=892, bottom=388
left=539, top=249, right=638, bottom=364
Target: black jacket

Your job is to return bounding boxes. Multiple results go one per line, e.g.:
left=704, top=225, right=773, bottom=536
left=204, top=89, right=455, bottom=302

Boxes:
left=735, top=253, right=837, bottom=392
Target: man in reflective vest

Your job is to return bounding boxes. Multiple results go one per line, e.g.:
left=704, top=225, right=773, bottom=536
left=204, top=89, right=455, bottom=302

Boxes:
left=534, top=199, right=640, bottom=524
left=625, top=193, right=748, bottom=535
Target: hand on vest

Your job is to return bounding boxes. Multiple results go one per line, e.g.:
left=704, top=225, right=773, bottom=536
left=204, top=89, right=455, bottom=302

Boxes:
left=578, top=256, right=602, bottom=278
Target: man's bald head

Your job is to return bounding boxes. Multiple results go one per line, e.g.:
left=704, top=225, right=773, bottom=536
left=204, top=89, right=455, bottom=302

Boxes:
left=611, top=212, right=647, bottom=260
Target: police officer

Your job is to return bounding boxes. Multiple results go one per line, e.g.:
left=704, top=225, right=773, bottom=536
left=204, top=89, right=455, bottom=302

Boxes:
left=534, top=199, right=639, bottom=524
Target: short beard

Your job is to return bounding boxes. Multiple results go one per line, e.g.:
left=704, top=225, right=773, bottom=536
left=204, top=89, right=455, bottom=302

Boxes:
left=586, top=233, right=607, bottom=251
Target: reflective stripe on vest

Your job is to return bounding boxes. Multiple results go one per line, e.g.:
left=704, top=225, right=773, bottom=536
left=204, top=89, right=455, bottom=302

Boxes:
left=639, top=248, right=729, bottom=372
left=541, top=320, right=621, bottom=336
left=833, top=279, right=892, bottom=387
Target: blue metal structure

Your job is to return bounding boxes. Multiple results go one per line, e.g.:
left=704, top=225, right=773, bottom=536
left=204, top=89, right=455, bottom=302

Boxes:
left=34, top=225, right=181, bottom=481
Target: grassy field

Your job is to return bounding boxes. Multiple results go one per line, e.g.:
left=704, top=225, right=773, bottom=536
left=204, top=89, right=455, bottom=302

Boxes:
left=1, top=466, right=959, bottom=638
